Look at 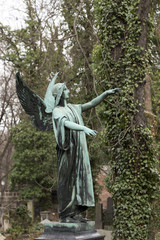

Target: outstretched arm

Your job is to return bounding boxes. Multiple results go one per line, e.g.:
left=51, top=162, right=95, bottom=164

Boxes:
left=64, top=121, right=97, bottom=136
left=81, top=88, right=120, bottom=112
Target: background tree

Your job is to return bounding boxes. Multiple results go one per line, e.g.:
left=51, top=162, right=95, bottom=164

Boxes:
left=0, top=0, right=70, bottom=206
left=61, top=0, right=96, bottom=100
left=0, top=65, right=19, bottom=196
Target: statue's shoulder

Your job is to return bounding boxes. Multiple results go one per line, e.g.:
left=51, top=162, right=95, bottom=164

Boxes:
left=53, top=106, right=65, bottom=119
left=68, top=104, right=82, bottom=114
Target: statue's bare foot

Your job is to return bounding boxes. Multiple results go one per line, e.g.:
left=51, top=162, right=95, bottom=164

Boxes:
left=60, top=215, right=88, bottom=223
left=60, top=217, right=80, bottom=223
left=72, top=215, right=88, bottom=223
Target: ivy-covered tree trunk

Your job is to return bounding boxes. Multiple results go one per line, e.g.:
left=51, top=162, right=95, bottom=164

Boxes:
left=94, top=0, right=157, bottom=239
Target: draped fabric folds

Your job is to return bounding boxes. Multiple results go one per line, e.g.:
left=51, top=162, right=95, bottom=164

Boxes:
left=52, top=104, right=95, bottom=218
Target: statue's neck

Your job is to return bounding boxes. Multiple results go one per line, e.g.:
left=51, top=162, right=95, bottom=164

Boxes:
left=59, top=98, right=67, bottom=107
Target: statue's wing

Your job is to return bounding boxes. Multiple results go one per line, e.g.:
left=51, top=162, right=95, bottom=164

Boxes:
left=44, top=72, right=59, bottom=113
left=16, top=72, right=52, bottom=131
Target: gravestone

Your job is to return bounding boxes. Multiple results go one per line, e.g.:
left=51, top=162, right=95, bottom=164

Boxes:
left=0, top=233, right=6, bottom=240
left=104, top=197, right=114, bottom=225
left=95, top=202, right=103, bottom=229
left=3, top=217, right=11, bottom=232
left=0, top=190, right=19, bottom=231
left=27, top=200, right=34, bottom=220
left=40, top=211, right=50, bottom=222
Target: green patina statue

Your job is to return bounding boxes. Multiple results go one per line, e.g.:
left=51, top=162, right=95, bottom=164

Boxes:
left=16, top=72, right=120, bottom=223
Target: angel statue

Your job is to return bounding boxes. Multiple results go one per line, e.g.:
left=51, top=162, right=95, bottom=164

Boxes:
left=16, top=72, right=120, bottom=223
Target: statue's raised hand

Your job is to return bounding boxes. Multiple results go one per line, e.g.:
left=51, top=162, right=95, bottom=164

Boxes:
left=83, top=126, right=98, bottom=136
left=106, top=88, right=121, bottom=94
left=113, top=88, right=121, bottom=93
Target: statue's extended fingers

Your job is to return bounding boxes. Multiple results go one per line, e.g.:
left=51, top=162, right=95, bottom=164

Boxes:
left=91, top=130, right=97, bottom=135
left=115, top=88, right=121, bottom=92
left=92, top=131, right=97, bottom=136
left=89, top=131, right=94, bottom=136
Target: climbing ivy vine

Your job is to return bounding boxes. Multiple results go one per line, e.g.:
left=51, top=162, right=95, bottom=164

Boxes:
left=94, top=0, right=158, bottom=239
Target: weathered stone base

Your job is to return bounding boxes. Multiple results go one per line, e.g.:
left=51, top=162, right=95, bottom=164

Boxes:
left=34, top=221, right=104, bottom=240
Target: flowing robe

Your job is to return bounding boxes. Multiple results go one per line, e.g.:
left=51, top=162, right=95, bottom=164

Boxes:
left=52, top=104, right=95, bottom=218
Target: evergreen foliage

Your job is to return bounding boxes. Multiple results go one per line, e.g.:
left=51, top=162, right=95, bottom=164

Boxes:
left=6, top=205, right=43, bottom=239
left=7, top=205, right=32, bottom=237
left=94, top=0, right=159, bottom=239
left=10, top=120, right=57, bottom=206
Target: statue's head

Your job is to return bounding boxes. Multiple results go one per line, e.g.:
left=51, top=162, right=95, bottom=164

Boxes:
left=52, top=83, right=67, bottom=106
left=44, top=73, right=69, bottom=113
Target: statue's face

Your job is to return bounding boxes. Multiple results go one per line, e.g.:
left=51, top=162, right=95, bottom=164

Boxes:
left=62, top=86, right=70, bottom=99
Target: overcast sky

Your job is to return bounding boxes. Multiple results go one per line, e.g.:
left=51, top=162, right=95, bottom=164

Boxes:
left=0, top=0, right=25, bottom=29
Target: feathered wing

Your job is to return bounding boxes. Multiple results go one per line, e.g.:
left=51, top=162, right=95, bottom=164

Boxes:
left=16, top=72, right=52, bottom=131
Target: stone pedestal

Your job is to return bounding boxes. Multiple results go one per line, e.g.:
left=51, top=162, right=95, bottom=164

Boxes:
left=34, top=221, right=104, bottom=240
